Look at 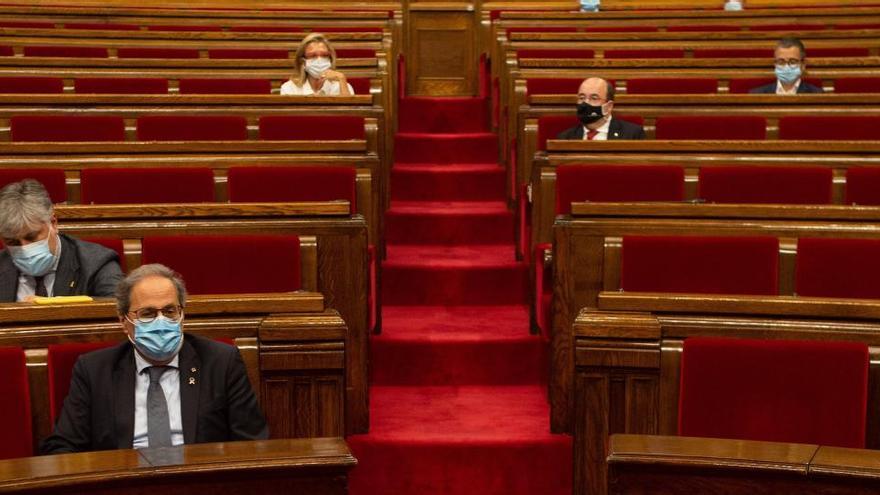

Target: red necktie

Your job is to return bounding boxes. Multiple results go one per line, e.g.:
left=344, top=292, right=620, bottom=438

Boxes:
left=586, top=129, right=599, bottom=140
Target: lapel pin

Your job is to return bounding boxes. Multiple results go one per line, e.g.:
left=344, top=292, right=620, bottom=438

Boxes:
left=191, top=367, right=197, bottom=373
left=69, top=280, right=75, bottom=288
left=613, top=132, right=620, bottom=137
left=188, top=377, right=196, bottom=385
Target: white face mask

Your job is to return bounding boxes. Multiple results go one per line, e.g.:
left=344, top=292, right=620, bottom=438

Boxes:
left=305, top=57, right=332, bottom=79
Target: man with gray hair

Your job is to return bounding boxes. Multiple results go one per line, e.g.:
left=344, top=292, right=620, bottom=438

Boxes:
left=0, top=179, right=122, bottom=302
left=41, top=263, right=268, bottom=453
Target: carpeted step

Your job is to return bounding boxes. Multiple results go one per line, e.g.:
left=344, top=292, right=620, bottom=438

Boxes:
left=395, top=132, right=498, bottom=164
left=399, top=96, right=490, bottom=133
left=382, top=245, right=527, bottom=305
left=392, top=163, right=506, bottom=202
left=348, top=385, right=572, bottom=495
left=385, top=201, right=514, bottom=245
left=374, top=305, right=545, bottom=385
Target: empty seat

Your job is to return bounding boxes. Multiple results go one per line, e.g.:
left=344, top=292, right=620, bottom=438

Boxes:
left=0, top=346, right=32, bottom=460
left=604, top=49, right=685, bottom=59
left=679, top=336, right=868, bottom=448
left=538, top=115, right=581, bottom=150
left=64, top=23, right=139, bottom=30
left=0, top=21, right=54, bottom=29
left=334, top=48, right=376, bottom=58
left=699, top=166, right=833, bottom=204
left=796, top=237, right=880, bottom=299
left=348, top=77, right=371, bottom=95
left=626, top=78, right=717, bottom=94
left=655, top=116, right=766, bottom=140
left=0, top=76, right=64, bottom=93
left=136, top=115, right=248, bottom=141
left=507, top=27, right=577, bottom=34
left=258, top=115, right=365, bottom=140
left=667, top=24, right=740, bottom=32
left=621, top=235, right=779, bottom=295
left=585, top=25, right=657, bottom=32
left=0, top=169, right=67, bottom=203
left=810, top=47, right=870, bottom=57
left=516, top=49, right=595, bottom=60
left=227, top=166, right=356, bottom=209
left=750, top=23, right=826, bottom=31
left=526, top=78, right=584, bottom=96
left=319, top=26, right=383, bottom=32
left=23, top=45, right=108, bottom=57
left=693, top=48, right=773, bottom=58
left=778, top=116, right=880, bottom=140
left=117, top=47, right=200, bottom=59
left=47, top=342, right=114, bottom=425
left=178, top=78, right=272, bottom=94
left=846, top=167, right=880, bottom=205
left=141, top=235, right=301, bottom=294
left=75, top=77, right=168, bottom=94
left=555, top=164, right=685, bottom=213
left=80, top=168, right=215, bottom=204
left=835, top=77, right=880, bottom=93
left=11, top=115, right=125, bottom=142
left=228, top=25, right=300, bottom=33
left=0, top=46, right=12, bottom=56
left=147, top=25, right=223, bottom=32
left=208, top=49, right=288, bottom=59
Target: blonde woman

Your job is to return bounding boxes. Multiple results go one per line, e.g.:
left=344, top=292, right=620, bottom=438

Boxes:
left=281, top=33, right=354, bottom=96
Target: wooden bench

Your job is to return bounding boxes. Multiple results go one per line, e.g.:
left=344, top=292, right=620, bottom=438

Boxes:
left=0, top=437, right=355, bottom=494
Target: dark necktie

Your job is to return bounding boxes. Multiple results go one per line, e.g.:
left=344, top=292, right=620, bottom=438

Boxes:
left=34, top=276, right=48, bottom=297
left=147, top=366, right=172, bottom=448
left=587, top=129, right=599, bottom=140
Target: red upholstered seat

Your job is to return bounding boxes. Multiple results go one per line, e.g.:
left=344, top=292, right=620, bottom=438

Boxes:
left=259, top=115, right=365, bottom=140
left=75, top=77, right=168, bottom=94
left=11, top=115, right=125, bottom=142
left=538, top=115, right=580, bottom=150
left=678, top=337, right=868, bottom=448
left=751, top=23, right=826, bottom=31
left=796, top=237, right=880, bottom=298
left=507, top=27, right=578, bottom=34
left=23, top=46, right=108, bottom=58
left=0, top=21, right=53, bottom=29
left=846, top=167, right=880, bottom=205
left=117, top=47, right=199, bottom=59
left=335, top=49, right=377, bottom=58
left=621, top=235, right=779, bottom=294
left=0, top=77, right=64, bottom=93
left=81, top=237, right=126, bottom=271
left=835, top=77, right=880, bottom=93
left=0, top=346, right=32, bottom=460
left=655, top=116, right=766, bottom=140
left=65, top=23, right=139, bottom=30
left=779, top=116, right=880, bottom=140
left=80, top=167, right=215, bottom=204
left=728, top=77, right=823, bottom=93
left=227, top=166, right=356, bottom=210
left=693, top=48, right=773, bottom=58
left=699, top=166, right=833, bottom=204
left=147, top=25, right=223, bottom=32
left=228, top=25, right=300, bottom=32
left=48, top=343, right=115, bottom=424
left=136, top=115, right=248, bottom=141
left=810, top=47, right=870, bottom=57
left=667, top=25, right=740, bottom=32
left=526, top=78, right=583, bottom=96
left=0, top=169, right=67, bottom=203
left=604, top=49, right=684, bottom=59
left=516, top=49, right=594, bottom=60
left=834, top=23, right=880, bottom=29
left=178, top=78, right=271, bottom=94
left=555, top=165, right=685, bottom=214
left=348, top=77, right=371, bottom=95
left=626, top=78, right=717, bottom=94
left=319, top=27, right=383, bottom=32
left=0, top=46, right=12, bottom=56
left=585, top=25, right=657, bottom=32
left=208, top=49, right=288, bottom=59
left=141, top=235, right=302, bottom=294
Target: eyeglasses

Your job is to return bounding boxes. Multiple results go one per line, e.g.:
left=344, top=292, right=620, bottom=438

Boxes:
left=127, top=305, right=183, bottom=324
left=577, top=94, right=606, bottom=104
left=774, top=58, right=802, bottom=68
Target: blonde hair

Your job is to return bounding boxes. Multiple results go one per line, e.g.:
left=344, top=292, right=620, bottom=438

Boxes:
left=291, top=33, right=338, bottom=86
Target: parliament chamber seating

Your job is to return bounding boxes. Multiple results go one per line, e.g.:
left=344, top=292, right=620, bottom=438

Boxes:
left=46, top=341, right=114, bottom=424
left=654, top=115, right=768, bottom=140
left=624, top=77, right=718, bottom=94
left=698, top=166, right=834, bottom=204
left=779, top=115, right=880, bottom=140
left=846, top=167, right=880, bottom=205
left=137, top=115, right=248, bottom=141
left=796, top=237, right=880, bottom=298
left=0, top=168, right=67, bottom=202
left=0, top=346, right=31, bottom=460
left=75, top=77, right=169, bottom=94
left=80, top=167, right=216, bottom=204
left=117, top=47, right=200, bottom=59
left=10, top=115, right=125, bottom=142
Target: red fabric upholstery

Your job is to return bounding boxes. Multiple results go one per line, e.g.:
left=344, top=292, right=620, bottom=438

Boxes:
left=586, top=25, right=657, bottom=32
left=729, top=77, right=823, bottom=93
left=227, top=166, right=356, bottom=211
left=516, top=49, right=594, bottom=60
left=0, top=346, right=32, bottom=459
left=507, top=27, right=577, bottom=34
left=207, top=49, right=289, bottom=59
left=81, top=237, right=126, bottom=271
left=0, top=77, right=63, bottom=93
left=75, top=77, right=168, bottom=94
left=147, top=25, right=223, bottom=32
left=655, top=116, right=766, bottom=140
left=0, top=46, right=12, bottom=56
left=65, top=23, right=139, bottom=30
left=846, top=167, right=880, bottom=205
left=0, top=21, right=54, bottom=29
left=141, top=235, right=302, bottom=294
left=117, top=47, right=199, bottom=59
left=0, top=169, right=67, bottom=203
left=228, top=25, right=300, bottom=32
left=11, top=115, right=125, bottom=142
left=348, top=77, right=371, bottom=94
left=47, top=342, right=114, bottom=425
left=667, top=24, right=740, bottom=32
left=621, top=235, right=779, bottom=295
left=796, top=237, right=880, bottom=298
left=538, top=116, right=579, bottom=151
left=525, top=78, right=583, bottom=96
left=835, top=77, right=880, bottom=93
left=23, top=46, right=108, bottom=57
left=811, top=47, right=870, bottom=57
left=136, top=115, right=248, bottom=141
left=698, top=166, right=833, bottom=204
left=693, top=48, right=773, bottom=58
left=80, top=167, right=215, bottom=204
left=555, top=165, right=684, bottom=214
left=604, top=49, right=685, bottom=59
left=779, top=116, right=880, bottom=140
left=834, top=23, right=880, bottom=29
left=533, top=242, right=553, bottom=336
left=178, top=78, right=272, bottom=94
left=335, top=49, right=377, bottom=58
left=678, top=337, right=868, bottom=448
left=259, top=115, right=365, bottom=140
left=750, top=23, right=826, bottom=31
left=626, top=78, right=717, bottom=94
left=320, top=27, right=383, bottom=32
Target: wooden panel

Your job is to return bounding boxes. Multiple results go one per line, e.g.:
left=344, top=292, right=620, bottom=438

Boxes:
left=408, top=6, right=477, bottom=95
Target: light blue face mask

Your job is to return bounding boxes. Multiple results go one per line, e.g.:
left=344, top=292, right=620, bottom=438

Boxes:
left=130, top=315, right=183, bottom=363
left=580, top=0, right=600, bottom=12
left=775, top=64, right=802, bottom=85
left=723, top=0, right=743, bottom=10
left=7, top=228, right=58, bottom=277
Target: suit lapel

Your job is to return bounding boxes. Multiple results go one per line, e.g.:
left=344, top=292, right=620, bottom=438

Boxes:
left=178, top=338, right=201, bottom=444
left=113, top=345, right=136, bottom=449
left=0, top=254, right=18, bottom=302
left=607, top=118, right=623, bottom=140
left=53, top=235, right=79, bottom=297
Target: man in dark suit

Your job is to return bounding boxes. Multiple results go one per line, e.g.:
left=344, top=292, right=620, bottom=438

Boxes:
left=0, top=179, right=122, bottom=302
left=750, top=37, right=824, bottom=94
left=41, top=263, right=268, bottom=453
left=558, top=77, right=646, bottom=141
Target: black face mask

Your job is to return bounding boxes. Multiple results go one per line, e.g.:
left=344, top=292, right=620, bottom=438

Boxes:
left=577, top=102, right=605, bottom=125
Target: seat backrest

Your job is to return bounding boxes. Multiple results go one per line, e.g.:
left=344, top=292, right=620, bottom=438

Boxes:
left=348, top=77, right=371, bottom=95
left=136, top=115, right=248, bottom=141
left=626, top=78, right=717, bottom=94
left=23, top=45, right=108, bottom=57
left=604, top=49, right=685, bottom=59
left=207, top=48, right=289, bottom=59
left=74, top=77, right=168, bottom=94
left=693, top=48, right=773, bottom=58
left=621, top=235, right=779, bottom=295
left=10, top=115, right=126, bottom=142
left=811, top=47, right=870, bottom=57
left=0, top=76, right=64, bottom=93
left=655, top=115, right=767, bottom=140
left=141, top=235, right=302, bottom=294
left=751, top=23, right=826, bottom=31
left=258, top=115, right=365, bottom=140
left=178, top=78, right=272, bottom=94
left=668, top=25, right=740, bottom=32
left=47, top=342, right=114, bottom=425
left=678, top=336, right=868, bottom=448
left=65, top=23, right=139, bottom=31
left=526, top=77, right=583, bottom=96
left=538, top=115, right=580, bottom=150
left=0, top=346, right=32, bottom=459
left=516, top=48, right=594, bottom=60
left=779, top=116, right=880, bottom=140
left=834, top=77, right=880, bottom=93
left=80, top=167, right=216, bottom=204
left=586, top=25, right=657, bottom=32
left=698, top=166, right=833, bottom=204
left=796, top=237, right=880, bottom=299
left=116, top=47, right=199, bottom=59
left=335, top=48, right=377, bottom=58
left=846, top=167, right=880, bottom=205
left=555, top=164, right=684, bottom=214
left=227, top=166, right=356, bottom=211
left=0, top=169, right=67, bottom=203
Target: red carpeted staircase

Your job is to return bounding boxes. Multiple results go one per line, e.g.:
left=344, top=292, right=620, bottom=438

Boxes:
left=348, top=96, right=572, bottom=495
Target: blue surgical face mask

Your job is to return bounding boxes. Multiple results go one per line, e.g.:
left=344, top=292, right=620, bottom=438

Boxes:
left=775, top=64, right=802, bottom=85
left=580, top=0, right=600, bottom=11
left=6, top=226, right=58, bottom=277
left=128, top=315, right=183, bottom=363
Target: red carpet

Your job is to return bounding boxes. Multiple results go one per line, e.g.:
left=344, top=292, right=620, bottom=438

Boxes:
left=348, top=96, right=572, bottom=495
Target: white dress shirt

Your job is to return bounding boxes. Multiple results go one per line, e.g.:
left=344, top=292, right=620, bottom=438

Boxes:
left=15, top=239, right=62, bottom=301
left=775, top=79, right=802, bottom=95
left=280, top=79, right=355, bottom=95
left=132, top=351, right=184, bottom=448
left=582, top=117, right=613, bottom=141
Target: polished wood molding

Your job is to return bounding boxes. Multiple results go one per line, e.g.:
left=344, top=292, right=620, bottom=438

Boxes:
left=56, top=203, right=351, bottom=220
